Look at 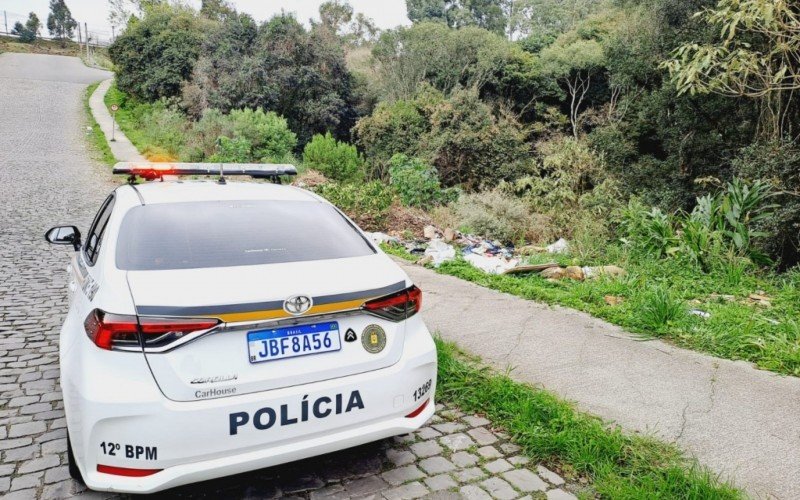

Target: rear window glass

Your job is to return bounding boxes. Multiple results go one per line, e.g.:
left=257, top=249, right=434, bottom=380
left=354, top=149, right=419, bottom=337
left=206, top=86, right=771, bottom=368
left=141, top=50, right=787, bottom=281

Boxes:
left=115, top=200, right=375, bottom=270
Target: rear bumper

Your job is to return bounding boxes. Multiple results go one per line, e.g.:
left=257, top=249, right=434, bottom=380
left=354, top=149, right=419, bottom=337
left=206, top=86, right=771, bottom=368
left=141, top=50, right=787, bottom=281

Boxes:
left=64, top=320, right=436, bottom=494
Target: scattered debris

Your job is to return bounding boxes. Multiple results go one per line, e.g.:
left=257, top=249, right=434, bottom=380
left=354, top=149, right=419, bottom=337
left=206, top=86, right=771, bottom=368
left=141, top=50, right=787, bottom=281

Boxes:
left=583, top=265, right=627, bottom=279
left=464, top=253, right=518, bottom=274
left=540, top=267, right=567, bottom=280
left=292, top=169, right=328, bottom=189
left=424, top=239, right=456, bottom=267
left=604, top=295, right=624, bottom=306
left=517, top=245, right=547, bottom=255
left=747, top=293, right=772, bottom=308
left=565, top=266, right=585, bottom=281
left=546, top=238, right=570, bottom=254
left=709, top=293, right=736, bottom=302
left=689, top=309, right=711, bottom=319
left=443, top=227, right=456, bottom=243
left=423, top=225, right=438, bottom=240
left=384, top=205, right=436, bottom=239
left=367, top=232, right=398, bottom=245
left=502, top=263, right=560, bottom=275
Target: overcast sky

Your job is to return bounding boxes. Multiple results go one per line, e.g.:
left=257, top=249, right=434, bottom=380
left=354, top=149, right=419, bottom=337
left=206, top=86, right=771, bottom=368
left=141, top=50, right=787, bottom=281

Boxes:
left=1, top=0, right=411, bottom=42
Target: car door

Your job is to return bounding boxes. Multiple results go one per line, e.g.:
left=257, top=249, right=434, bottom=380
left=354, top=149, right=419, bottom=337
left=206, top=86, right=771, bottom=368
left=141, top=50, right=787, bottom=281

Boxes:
left=70, top=194, right=115, bottom=309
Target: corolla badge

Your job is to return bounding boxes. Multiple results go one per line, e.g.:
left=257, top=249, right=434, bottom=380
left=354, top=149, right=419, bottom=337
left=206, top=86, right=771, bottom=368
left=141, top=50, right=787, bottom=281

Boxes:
left=284, top=295, right=313, bottom=315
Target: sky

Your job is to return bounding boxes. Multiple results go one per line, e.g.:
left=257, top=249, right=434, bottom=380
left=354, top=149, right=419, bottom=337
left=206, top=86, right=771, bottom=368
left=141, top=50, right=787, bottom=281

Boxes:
left=1, top=0, right=411, bottom=43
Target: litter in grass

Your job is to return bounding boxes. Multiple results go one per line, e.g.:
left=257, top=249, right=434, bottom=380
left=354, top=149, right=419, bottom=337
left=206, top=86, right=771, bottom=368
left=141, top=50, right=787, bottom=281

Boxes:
left=424, top=239, right=456, bottom=266
left=689, top=309, right=711, bottom=319
left=547, top=238, right=570, bottom=254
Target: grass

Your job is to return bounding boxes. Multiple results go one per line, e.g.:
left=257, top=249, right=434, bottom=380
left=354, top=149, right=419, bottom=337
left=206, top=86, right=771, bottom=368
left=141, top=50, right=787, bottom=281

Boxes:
left=436, top=338, right=742, bottom=498
left=384, top=243, right=800, bottom=377
left=83, top=82, right=116, bottom=167
left=0, top=35, right=112, bottom=69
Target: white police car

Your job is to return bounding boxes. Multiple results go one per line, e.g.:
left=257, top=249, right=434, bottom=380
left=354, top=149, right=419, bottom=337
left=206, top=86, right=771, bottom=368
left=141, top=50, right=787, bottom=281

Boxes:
left=46, top=163, right=436, bottom=493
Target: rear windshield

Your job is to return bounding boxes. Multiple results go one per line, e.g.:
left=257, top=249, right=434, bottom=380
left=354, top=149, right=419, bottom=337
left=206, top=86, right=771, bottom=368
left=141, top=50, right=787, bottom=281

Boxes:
left=116, top=200, right=375, bottom=270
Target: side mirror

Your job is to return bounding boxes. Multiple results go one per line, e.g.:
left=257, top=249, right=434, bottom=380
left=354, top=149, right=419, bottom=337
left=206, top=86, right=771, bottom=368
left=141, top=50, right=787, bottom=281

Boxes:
left=45, top=226, right=82, bottom=251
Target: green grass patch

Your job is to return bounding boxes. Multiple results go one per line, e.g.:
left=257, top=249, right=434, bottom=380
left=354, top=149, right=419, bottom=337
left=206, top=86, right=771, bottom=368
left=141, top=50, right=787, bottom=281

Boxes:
left=83, top=82, right=116, bottom=167
left=436, top=338, right=742, bottom=498
left=384, top=243, right=800, bottom=376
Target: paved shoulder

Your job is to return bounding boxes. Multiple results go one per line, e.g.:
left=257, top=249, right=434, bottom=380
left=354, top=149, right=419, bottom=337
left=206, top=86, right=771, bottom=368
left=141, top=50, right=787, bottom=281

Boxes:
left=398, top=258, right=800, bottom=499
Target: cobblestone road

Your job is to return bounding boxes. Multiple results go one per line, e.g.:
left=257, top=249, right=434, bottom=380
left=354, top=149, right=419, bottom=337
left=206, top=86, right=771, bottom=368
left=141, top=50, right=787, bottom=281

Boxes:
left=0, top=53, right=579, bottom=500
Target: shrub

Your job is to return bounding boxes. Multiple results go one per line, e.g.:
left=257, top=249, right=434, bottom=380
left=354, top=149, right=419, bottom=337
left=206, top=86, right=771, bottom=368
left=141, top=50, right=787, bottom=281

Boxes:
left=388, top=154, right=454, bottom=209
left=452, top=188, right=536, bottom=244
left=424, top=88, right=530, bottom=189
left=354, top=99, right=430, bottom=174
left=227, top=109, right=297, bottom=162
left=303, top=133, right=365, bottom=182
left=313, top=181, right=395, bottom=230
left=210, top=136, right=252, bottom=162
left=619, top=199, right=679, bottom=258
left=733, top=139, right=800, bottom=268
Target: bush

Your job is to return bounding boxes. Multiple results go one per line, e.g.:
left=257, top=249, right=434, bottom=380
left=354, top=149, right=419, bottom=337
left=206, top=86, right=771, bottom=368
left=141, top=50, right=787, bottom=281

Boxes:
left=210, top=136, right=252, bottom=162
left=733, top=140, right=800, bottom=268
left=354, top=99, right=429, bottom=174
left=227, top=109, right=297, bottom=162
left=313, top=181, right=395, bottom=230
left=452, top=188, right=536, bottom=244
left=424, top=88, right=530, bottom=189
left=109, top=6, right=208, bottom=101
left=388, top=154, right=454, bottom=209
left=303, top=133, right=365, bottom=182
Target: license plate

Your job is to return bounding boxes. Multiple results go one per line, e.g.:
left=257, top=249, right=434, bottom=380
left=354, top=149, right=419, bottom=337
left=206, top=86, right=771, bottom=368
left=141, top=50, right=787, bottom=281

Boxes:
left=247, top=322, right=341, bottom=363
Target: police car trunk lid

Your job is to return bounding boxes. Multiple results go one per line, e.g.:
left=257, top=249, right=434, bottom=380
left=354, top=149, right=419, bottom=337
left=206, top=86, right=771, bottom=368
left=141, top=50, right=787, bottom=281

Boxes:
left=126, top=254, right=409, bottom=402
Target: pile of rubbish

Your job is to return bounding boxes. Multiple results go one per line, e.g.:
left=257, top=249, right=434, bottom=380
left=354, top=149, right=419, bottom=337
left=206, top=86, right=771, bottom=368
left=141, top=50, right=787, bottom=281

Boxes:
left=368, top=225, right=627, bottom=280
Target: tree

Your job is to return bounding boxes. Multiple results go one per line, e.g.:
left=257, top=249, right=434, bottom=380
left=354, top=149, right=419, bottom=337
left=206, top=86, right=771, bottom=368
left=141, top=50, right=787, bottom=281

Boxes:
left=406, top=0, right=507, bottom=35
left=664, top=0, right=800, bottom=139
left=200, top=0, right=236, bottom=21
left=47, top=0, right=77, bottom=43
left=319, top=0, right=353, bottom=34
left=12, top=13, right=41, bottom=43
left=108, top=5, right=208, bottom=101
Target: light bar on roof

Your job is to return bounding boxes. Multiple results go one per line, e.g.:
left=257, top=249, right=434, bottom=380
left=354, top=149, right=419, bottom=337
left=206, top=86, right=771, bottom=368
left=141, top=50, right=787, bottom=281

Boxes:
left=112, top=162, right=297, bottom=181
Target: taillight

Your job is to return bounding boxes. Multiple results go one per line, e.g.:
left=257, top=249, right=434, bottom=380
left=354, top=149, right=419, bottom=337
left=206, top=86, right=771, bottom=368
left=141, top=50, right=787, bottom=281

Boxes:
left=97, top=464, right=162, bottom=477
left=84, top=309, right=220, bottom=351
left=84, top=310, right=139, bottom=350
left=362, top=285, right=422, bottom=321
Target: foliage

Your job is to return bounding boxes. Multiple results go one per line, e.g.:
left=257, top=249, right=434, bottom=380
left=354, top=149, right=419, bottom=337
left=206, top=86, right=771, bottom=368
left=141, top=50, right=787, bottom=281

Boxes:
left=425, top=87, right=530, bottom=189
left=302, top=133, right=364, bottom=182
left=452, top=188, right=537, bottom=243
left=388, top=154, right=454, bottom=209
left=354, top=97, right=430, bottom=174
left=620, top=180, right=775, bottom=270
left=664, top=0, right=800, bottom=139
left=436, top=339, right=742, bottom=498
left=226, top=109, right=297, bottom=162
left=209, top=136, right=251, bottom=163
left=183, top=13, right=357, bottom=144
left=47, top=0, right=77, bottom=42
left=109, top=5, right=207, bottom=101
left=12, top=13, right=42, bottom=43
left=733, top=140, right=800, bottom=268
left=406, top=0, right=506, bottom=35
left=313, top=181, right=395, bottom=230
left=638, top=285, right=684, bottom=329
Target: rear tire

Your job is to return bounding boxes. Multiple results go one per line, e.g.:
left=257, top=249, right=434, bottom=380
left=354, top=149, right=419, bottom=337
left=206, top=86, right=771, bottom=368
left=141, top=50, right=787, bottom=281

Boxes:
left=67, top=435, right=84, bottom=483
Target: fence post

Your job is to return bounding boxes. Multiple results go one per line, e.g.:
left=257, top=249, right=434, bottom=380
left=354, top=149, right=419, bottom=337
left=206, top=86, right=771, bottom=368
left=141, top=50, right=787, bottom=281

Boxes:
left=3, top=11, right=7, bottom=35
left=77, top=22, right=82, bottom=47
left=85, top=22, right=89, bottom=58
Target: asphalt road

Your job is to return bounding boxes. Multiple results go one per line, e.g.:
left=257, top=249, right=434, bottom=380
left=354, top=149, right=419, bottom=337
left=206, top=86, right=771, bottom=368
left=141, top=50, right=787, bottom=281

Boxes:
left=0, top=53, right=580, bottom=500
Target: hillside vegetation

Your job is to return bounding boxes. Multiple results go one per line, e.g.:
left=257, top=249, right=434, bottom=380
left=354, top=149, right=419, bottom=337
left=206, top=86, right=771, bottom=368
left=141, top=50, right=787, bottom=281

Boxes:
left=105, top=0, right=800, bottom=376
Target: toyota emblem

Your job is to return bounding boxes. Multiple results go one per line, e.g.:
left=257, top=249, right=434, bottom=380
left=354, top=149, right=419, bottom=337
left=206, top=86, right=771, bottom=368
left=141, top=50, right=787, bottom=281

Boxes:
left=283, top=295, right=312, bottom=315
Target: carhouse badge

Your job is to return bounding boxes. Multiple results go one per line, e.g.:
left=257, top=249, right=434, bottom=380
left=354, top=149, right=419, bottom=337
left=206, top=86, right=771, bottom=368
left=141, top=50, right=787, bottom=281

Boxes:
left=361, top=324, right=386, bottom=353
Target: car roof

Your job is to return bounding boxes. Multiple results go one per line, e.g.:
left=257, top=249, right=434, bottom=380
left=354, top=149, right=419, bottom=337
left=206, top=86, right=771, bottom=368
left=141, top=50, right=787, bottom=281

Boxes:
left=123, top=180, right=321, bottom=205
